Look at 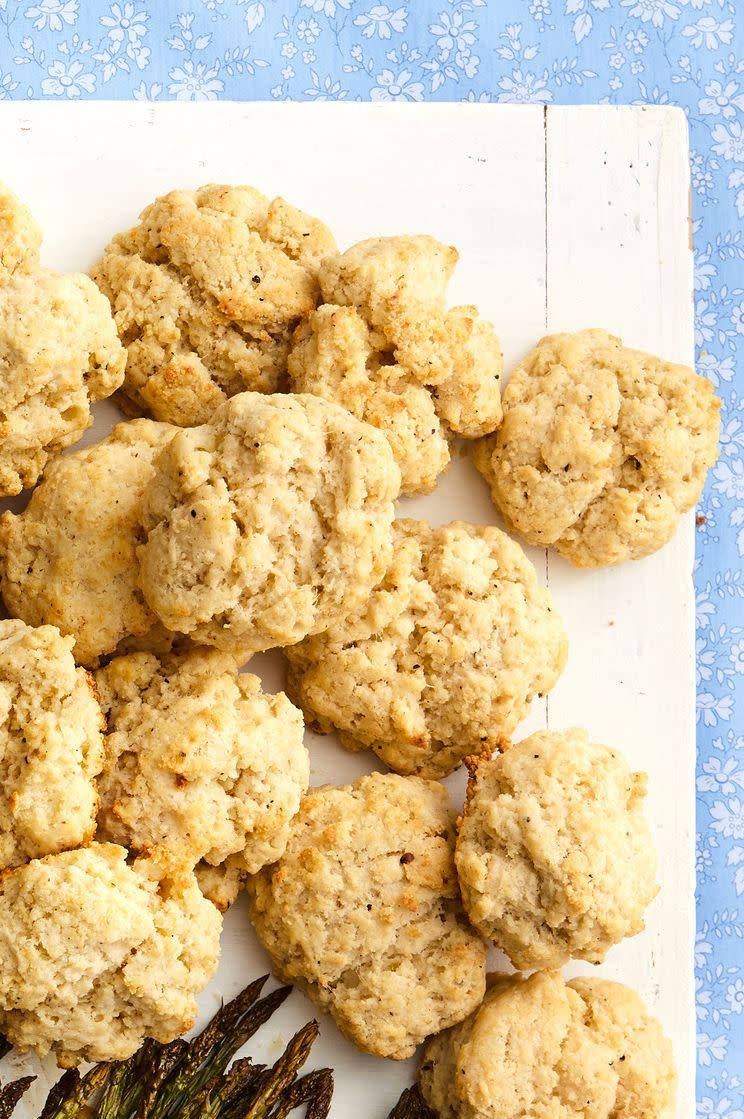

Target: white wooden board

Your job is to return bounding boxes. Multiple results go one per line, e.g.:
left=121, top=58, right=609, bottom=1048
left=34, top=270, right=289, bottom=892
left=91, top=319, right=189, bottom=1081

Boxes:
left=0, top=103, right=695, bottom=1117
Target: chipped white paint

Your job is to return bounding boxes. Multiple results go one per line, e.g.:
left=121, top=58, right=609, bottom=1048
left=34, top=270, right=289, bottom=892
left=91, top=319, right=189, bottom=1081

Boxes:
left=0, top=103, right=694, bottom=1117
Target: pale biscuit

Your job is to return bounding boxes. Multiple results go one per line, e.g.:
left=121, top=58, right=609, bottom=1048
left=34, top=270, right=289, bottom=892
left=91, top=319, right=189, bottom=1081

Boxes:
left=286, top=519, right=567, bottom=778
left=0, top=620, right=104, bottom=872
left=474, top=329, right=721, bottom=567
left=0, top=419, right=177, bottom=667
left=0, top=843, right=221, bottom=1067
left=137, top=391, right=399, bottom=656
left=455, top=728, right=658, bottom=969
left=95, top=648, right=308, bottom=876
left=92, top=184, right=336, bottom=426
left=248, top=772, right=487, bottom=1060
left=0, top=184, right=125, bottom=495
left=289, top=236, right=502, bottom=494
left=419, top=971, right=676, bottom=1119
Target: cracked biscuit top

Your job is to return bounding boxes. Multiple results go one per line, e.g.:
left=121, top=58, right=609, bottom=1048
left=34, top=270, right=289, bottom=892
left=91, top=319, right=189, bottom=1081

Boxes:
left=474, top=328, right=720, bottom=567
left=92, top=183, right=336, bottom=426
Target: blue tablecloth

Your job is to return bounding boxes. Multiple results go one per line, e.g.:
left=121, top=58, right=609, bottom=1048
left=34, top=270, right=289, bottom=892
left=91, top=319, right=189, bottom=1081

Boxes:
left=1, top=1, right=742, bottom=1110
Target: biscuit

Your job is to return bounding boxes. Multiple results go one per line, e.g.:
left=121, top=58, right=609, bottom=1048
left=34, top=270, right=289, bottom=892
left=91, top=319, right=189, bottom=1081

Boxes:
left=0, top=843, right=221, bottom=1067
left=288, top=236, right=502, bottom=495
left=418, top=971, right=676, bottom=1119
left=137, top=391, right=399, bottom=656
left=0, top=419, right=177, bottom=667
left=0, top=620, right=104, bottom=872
left=95, top=648, right=308, bottom=876
left=285, top=519, right=567, bottom=778
left=92, top=184, right=336, bottom=426
left=474, top=329, right=721, bottom=567
left=455, top=728, right=658, bottom=968
left=248, top=772, right=487, bottom=1060
left=0, top=184, right=125, bottom=495
left=289, top=305, right=449, bottom=495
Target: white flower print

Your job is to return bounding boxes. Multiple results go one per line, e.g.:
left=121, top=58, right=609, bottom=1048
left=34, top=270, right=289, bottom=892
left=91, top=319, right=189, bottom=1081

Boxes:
left=370, top=67, right=423, bottom=100
left=530, top=0, right=552, bottom=26
left=624, top=28, right=649, bottom=52
left=608, top=51, right=625, bottom=69
left=700, top=80, right=744, bottom=120
left=710, top=798, right=744, bottom=839
left=697, top=589, right=716, bottom=630
left=697, top=836, right=715, bottom=880
left=696, top=245, right=718, bottom=290
left=430, top=10, right=478, bottom=58
left=732, top=301, right=744, bottom=334
left=698, top=635, right=717, bottom=684
left=100, top=3, right=147, bottom=44
left=167, top=59, right=223, bottom=100
left=729, top=847, right=744, bottom=896
left=132, top=80, right=161, bottom=99
left=711, top=123, right=744, bottom=163
left=698, top=1098, right=744, bottom=1119
left=0, top=70, right=19, bottom=97
left=698, top=754, right=744, bottom=795
left=497, top=68, right=553, bottom=102
left=696, top=298, right=718, bottom=345
left=726, top=979, right=744, bottom=1015
left=713, top=459, right=744, bottom=501
left=683, top=18, right=735, bottom=51
left=620, top=0, right=680, bottom=28
left=296, top=18, right=320, bottom=43
left=698, top=1032, right=729, bottom=1066
left=354, top=5, right=407, bottom=40
left=303, top=72, right=348, bottom=99
left=698, top=691, right=734, bottom=726
left=300, top=0, right=350, bottom=16
left=41, top=58, right=95, bottom=96
left=691, top=152, right=718, bottom=200
left=24, top=0, right=77, bottom=32
left=698, top=976, right=713, bottom=1020
left=237, top=0, right=264, bottom=32
left=719, top=413, right=744, bottom=456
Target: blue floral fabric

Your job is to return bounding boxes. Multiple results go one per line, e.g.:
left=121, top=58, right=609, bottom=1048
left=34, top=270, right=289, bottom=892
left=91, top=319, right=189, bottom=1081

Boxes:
left=0, top=0, right=742, bottom=1110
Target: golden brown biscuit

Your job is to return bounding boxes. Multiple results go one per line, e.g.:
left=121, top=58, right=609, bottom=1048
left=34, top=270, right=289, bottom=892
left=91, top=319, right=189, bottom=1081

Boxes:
left=0, top=620, right=104, bottom=871
left=0, top=844, right=221, bottom=1067
left=0, top=184, right=125, bottom=495
left=419, top=971, right=676, bottom=1119
left=248, top=772, right=487, bottom=1060
left=455, top=728, right=658, bottom=968
left=286, top=519, right=567, bottom=778
left=0, top=419, right=177, bottom=667
left=137, top=392, right=399, bottom=656
left=95, top=648, right=308, bottom=876
left=289, top=305, right=450, bottom=495
left=92, top=184, right=336, bottom=426
left=289, top=236, right=502, bottom=495
left=474, top=329, right=721, bottom=566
